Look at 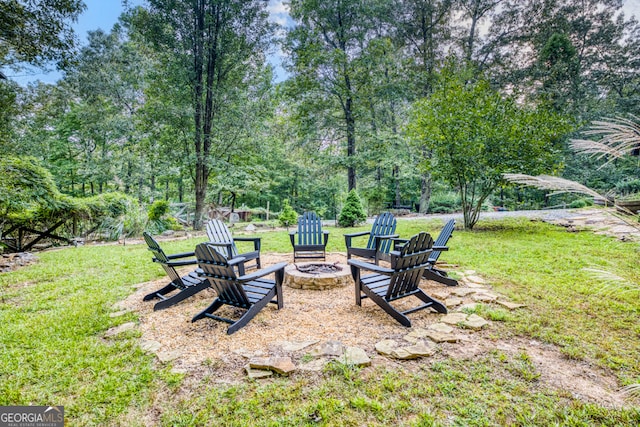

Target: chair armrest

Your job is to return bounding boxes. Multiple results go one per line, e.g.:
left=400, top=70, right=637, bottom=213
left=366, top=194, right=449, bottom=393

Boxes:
left=323, top=230, right=329, bottom=246
left=344, top=231, right=370, bottom=249
left=432, top=245, right=449, bottom=251
left=154, top=258, right=198, bottom=267
left=165, top=251, right=196, bottom=260
left=344, top=231, right=371, bottom=238
left=234, top=236, right=261, bottom=251
left=372, top=234, right=400, bottom=251
left=391, top=237, right=409, bottom=251
left=228, top=256, right=247, bottom=267
left=239, top=262, right=287, bottom=281
left=347, top=259, right=394, bottom=275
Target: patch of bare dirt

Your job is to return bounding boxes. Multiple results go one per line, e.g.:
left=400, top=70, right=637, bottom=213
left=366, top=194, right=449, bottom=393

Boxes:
left=441, top=335, right=629, bottom=408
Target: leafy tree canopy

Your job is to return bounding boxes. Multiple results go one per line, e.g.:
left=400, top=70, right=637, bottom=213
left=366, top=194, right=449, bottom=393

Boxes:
left=408, top=63, right=573, bottom=229
left=0, top=0, right=85, bottom=71
left=0, top=156, right=138, bottom=236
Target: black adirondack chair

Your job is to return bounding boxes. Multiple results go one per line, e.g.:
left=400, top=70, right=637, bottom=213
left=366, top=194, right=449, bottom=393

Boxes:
left=424, top=219, right=457, bottom=286
left=392, top=219, right=458, bottom=286
left=142, top=232, right=210, bottom=311
left=192, top=243, right=287, bottom=335
left=289, top=211, right=330, bottom=261
left=349, top=232, right=447, bottom=327
left=344, top=212, right=398, bottom=265
left=205, top=219, right=261, bottom=274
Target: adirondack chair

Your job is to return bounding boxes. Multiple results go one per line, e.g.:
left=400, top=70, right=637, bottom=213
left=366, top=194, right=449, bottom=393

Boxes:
left=392, top=219, right=458, bottom=286
left=348, top=232, right=447, bottom=327
left=289, top=211, right=330, bottom=261
left=423, top=219, right=457, bottom=286
left=344, top=212, right=398, bottom=265
left=205, top=219, right=261, bottom=274
left=192, top=243, right=286, bottom=335
left=142, top=232, right=210, bottom=311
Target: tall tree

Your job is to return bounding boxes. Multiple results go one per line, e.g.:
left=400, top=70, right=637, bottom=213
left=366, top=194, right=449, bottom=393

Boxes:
left=457, top=0, right=503, bottom=65
left=286, top=0, right=384, bottom=191
left=0, top=0, right=85, bottom=72
left=135, top=0, right=273, bottom=228
left=408, top=64, right=571, bottom=229
left=394, top=0, right=454, bottom=212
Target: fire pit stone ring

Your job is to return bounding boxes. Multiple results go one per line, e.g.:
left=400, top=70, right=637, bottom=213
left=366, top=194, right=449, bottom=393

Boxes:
left=284, top=262, right=352, bottom=290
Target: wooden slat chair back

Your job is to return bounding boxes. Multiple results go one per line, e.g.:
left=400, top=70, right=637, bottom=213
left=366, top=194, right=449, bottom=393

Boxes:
left=429, top=219, right=455, bottom=265
left=142, top=232, right=209, bottom=310
left=345, top=212, right=398, bottom=264
left=348, top=231, right=447, bottom=327
left=195, top=244, right=249, bottom=307
left=192, top=243, right=286, bottom=334
left=424, top=219, right=458, bottom=287
left=296, top=211, right=323, bottom=245
left=205, top=219, right=261, bottom=273
left=205, top=219, right=238, bottom=257
left=367, top=212, right=397, bottom=254
left=386, top=232, right=434, bottom=300
left=289, top=211, right=330, bottom=261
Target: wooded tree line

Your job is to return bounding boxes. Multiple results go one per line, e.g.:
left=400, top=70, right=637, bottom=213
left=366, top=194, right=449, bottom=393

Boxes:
left=1, top=0, right=638, bottom=230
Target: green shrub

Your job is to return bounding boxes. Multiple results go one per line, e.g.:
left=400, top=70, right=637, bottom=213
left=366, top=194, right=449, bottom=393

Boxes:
left=278, top=199, right=298, bottom=227
left=568, top=198, right=594, bottom=208
left=429, top=192, right=461, bottom=213
left=145, top=200, right=183, bottom=234
left=338, top=190, right=367, bottom=227
left=615, top=178, right=640, bottom=196
left=148, top=200, right=171, bottom=221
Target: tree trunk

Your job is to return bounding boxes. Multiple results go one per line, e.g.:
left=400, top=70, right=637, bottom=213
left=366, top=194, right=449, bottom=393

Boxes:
left=393, top=165, right=401, bottom=207
left=345, top=94, right=356, bottom=191
left=418, top=173, right=431, bottom=213
left=125, top=159, right=132, bottom=194
left=194, top=158, right=207, bottom=230
left=192, top=0, right=206, bottom=230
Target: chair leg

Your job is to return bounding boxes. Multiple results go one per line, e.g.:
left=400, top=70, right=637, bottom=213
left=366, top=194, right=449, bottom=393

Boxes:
left=414, top=289, right=448, bottom=314
left=274, top=269, right=284, bottom=309
left=143, top=283, right=179, bottom=301
left=366, top=291, right=412, bottom=327
left=153, top=281, right=209, bottom=311
left=423, top=268, right=458, bottom=287
left=227, top=288, right=276, bottom=335
left=192, top=299, right=224, bottom=322
left=351, top=266, right=362, bottom=306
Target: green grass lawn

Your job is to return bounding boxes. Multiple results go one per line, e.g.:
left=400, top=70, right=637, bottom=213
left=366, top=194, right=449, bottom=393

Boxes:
left=1, top=217, right=639, bottom=426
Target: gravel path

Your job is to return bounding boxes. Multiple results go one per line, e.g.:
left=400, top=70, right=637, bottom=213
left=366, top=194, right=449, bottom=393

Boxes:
left=379, top=208, right=580, bottom=222
left=393, top=207, right=640, bottom=241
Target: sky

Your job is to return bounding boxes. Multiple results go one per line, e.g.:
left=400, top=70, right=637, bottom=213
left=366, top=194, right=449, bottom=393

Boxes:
left=9, top=0, right=291, bottom=86
left=7, top=0, right=640, bottom=86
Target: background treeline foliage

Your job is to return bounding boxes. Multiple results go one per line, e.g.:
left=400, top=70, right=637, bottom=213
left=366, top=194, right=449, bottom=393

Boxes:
left=1, top=0, right=638, bottom=231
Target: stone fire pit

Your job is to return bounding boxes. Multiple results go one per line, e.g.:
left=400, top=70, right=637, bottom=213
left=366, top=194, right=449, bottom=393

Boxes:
left=284, top=262, right=352, bottom=290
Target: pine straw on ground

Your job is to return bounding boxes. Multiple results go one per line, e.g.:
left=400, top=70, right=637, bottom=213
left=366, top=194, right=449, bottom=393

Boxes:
left=121, top=253, right=468, bottom=374
left=119, top=252, right=629, bottom=409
